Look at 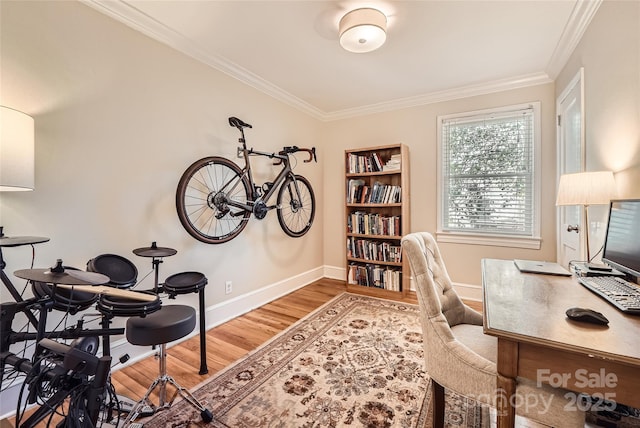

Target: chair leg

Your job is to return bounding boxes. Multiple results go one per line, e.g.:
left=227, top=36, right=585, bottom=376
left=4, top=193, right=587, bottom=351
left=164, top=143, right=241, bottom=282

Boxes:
left=432, top=379, right=445, bottom=428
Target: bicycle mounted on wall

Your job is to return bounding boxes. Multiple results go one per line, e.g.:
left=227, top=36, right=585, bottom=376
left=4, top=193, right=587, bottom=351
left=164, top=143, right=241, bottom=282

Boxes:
left=176, top=117, right=317, bottom=244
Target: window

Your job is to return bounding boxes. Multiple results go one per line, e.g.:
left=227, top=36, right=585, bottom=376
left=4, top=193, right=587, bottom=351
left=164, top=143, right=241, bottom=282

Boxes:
left=437, top=102, right=541, bottom=249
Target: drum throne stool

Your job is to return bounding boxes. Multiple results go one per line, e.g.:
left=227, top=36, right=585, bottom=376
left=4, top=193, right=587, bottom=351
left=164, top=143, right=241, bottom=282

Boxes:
left=123, top=304, right=213, bottom=424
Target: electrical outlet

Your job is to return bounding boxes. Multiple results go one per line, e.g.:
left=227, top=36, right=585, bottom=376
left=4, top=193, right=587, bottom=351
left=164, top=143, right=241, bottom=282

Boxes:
left=225, top=280, right=232, bottom=294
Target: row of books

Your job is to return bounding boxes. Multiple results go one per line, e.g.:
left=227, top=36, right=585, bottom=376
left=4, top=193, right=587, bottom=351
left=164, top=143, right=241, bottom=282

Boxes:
left=347, top=152, right=385, bottom=173
left=347, top=179, right=402, bottom=204
left=347, top=211, right=401, bottom=236
left=347, top=237, right=402, bottom=263
left=347, top=263, right=402, bottom=291
left=347, top=152, right=402, bottom=174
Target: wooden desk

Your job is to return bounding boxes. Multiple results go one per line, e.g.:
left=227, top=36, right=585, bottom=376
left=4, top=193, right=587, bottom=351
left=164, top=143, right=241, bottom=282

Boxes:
left=482, top=259, right=640, bottom=428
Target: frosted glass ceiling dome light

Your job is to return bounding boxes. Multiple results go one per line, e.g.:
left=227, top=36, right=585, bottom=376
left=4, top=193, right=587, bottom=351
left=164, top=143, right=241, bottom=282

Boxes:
left=339, top=8, right=387, bottom=53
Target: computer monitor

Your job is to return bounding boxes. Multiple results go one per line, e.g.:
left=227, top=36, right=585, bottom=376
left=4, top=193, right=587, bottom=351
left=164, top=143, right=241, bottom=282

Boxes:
left=602, top=199, right=640, bottom=280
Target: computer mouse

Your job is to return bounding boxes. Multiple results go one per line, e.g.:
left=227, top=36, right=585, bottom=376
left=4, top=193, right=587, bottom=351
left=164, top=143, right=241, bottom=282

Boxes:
left=565, top=307, right=609, bottom=325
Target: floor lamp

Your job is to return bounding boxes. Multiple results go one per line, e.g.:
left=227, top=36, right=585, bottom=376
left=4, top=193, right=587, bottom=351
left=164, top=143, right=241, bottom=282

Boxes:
left=556, top=171, right=616, bottom=264
left=0, top=106, right=35, bottom=238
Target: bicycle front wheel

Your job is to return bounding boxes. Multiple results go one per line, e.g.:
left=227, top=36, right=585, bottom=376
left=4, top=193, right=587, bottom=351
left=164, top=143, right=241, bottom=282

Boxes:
left=176, top=156, right=251, bottom=244
left=277, top=174, right=315, bottom=237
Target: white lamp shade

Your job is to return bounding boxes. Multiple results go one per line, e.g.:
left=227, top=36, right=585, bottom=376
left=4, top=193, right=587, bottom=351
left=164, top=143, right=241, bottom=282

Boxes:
left=339, top=8, right=387, bottom=53
left=556, top=171, right=616, bottom=206
left=1, top=106, right=35, bottom=191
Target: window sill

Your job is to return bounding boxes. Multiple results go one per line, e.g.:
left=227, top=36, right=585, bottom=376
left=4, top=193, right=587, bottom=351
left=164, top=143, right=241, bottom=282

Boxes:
left=436, top=231, right=541, bottom=249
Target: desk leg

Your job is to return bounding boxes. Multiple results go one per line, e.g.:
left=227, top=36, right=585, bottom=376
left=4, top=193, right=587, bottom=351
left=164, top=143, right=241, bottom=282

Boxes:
left=496, top=339, right=518, bottom=428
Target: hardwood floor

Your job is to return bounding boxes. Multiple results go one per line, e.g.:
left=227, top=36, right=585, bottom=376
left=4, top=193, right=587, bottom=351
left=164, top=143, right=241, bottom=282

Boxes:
left=4, top=278, right=482, bottom=426
left=110, top=278, right=420, bottom=400
left=110, top=278, right=481, bottom=404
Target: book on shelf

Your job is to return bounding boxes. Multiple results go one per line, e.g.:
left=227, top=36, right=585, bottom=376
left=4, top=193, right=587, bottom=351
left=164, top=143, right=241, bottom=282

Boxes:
left=382, top=153, right=401, bottom=171
left=347, top=212, right=401, bottom=236
left=347, top=237, right=402, bottom=263
left=347, top=179, right=365, bottom=203
left=347, top=263, right=402, bottom=291
left=347, top=179, right=401, bottom=204
left=347, top=152, right=393, bottom=174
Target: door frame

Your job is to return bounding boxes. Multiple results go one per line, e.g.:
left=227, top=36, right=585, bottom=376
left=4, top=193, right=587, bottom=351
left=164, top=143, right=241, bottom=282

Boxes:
left=556, top=68, right=586, bottom=265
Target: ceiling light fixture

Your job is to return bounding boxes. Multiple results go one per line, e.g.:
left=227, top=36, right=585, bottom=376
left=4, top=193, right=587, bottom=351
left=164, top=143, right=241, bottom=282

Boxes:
left=339, top=8, right=387, bottom=53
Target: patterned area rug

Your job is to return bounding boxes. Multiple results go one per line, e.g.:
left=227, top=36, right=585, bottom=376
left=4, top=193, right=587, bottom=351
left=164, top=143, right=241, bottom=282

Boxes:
left=141, top=292, right=486, bottom=427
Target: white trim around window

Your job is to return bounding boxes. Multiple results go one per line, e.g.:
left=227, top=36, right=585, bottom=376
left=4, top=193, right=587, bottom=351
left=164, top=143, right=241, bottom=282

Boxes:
left=436, top=102, right=542, bottom=249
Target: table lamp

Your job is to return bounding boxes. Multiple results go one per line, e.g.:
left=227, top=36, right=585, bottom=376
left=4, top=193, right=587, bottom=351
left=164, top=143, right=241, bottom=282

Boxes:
left=556, top=170, right=616, bottom=264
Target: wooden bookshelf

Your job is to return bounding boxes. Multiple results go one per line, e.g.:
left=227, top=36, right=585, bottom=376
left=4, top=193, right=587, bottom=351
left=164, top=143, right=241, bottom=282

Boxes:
left=345, top=144, right=410, bottom=298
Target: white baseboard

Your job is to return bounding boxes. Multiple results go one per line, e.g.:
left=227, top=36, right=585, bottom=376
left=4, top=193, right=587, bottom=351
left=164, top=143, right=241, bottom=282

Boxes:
left=114, top=265, right=326, bottom=369
left=452, top=282, right=483, bottom=303
left=0, top=266, right=325, bottom=420
left=324, top=264, right=482, bottom=302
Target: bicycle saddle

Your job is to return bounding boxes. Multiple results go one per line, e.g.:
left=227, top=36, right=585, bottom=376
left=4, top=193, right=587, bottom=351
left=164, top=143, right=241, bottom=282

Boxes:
left=228, top=116, right=252, bottom=129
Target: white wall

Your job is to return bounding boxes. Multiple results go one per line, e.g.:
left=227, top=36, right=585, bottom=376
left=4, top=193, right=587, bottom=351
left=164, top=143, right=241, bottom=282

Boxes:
left=321, top=84, right=558, bottom=289
left=555, top=0, right=640, bottom=251
left=0, top=2, right=324, bottom=414
left=323, top=1, right=640, bottom=290
left=1, top=0, right=324, bottom=300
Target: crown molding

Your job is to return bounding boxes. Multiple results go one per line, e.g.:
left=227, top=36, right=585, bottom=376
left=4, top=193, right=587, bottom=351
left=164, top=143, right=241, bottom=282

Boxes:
left=323, top=72, right=553, bottom=121
left=81, top=0, right=326, bottom=120
left=82, top=0, right=594, bottom=122
left=545, top=0, right=602, bottom=79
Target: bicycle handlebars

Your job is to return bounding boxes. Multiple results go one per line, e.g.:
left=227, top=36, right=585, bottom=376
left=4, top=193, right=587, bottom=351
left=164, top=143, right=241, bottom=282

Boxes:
left=246, top=145, right=317, bottom=165
left=229, top=116, right=317, bottom=164
left=280, top=146, right=317, bottom=163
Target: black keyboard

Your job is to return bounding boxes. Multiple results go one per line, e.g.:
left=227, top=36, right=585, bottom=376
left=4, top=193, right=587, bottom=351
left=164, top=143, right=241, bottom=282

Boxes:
left=578, top=276, right=640, bottom=314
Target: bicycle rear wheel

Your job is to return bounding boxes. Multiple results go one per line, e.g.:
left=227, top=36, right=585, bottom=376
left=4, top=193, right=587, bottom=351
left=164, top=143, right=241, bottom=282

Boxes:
left=176, top=156, right=251, bottom=244
left=277, top=174, right=315, bottom=237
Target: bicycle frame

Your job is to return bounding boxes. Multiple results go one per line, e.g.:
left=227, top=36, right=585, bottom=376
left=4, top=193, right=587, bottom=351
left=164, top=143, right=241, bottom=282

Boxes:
left=176, top=116, right=317, bottom=243
left=223, top=126, right=306, bottom=216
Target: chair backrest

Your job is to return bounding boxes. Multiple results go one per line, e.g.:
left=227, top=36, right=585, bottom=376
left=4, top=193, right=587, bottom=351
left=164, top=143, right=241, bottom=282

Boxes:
left=402, top=232, right=586, bottom=428
left=401, top=232, right=467, bottom=326
left=401, top=231, right=494, bottom=399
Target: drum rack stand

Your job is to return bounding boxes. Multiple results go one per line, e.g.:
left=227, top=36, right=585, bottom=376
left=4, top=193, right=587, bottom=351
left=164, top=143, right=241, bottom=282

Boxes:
left=134, top=242, right=208, bottom=375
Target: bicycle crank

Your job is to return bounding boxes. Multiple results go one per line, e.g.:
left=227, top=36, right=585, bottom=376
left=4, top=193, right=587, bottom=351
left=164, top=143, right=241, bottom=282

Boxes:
left=253, top=201, right=268, bottom=219
left=253, top=200, right=279, bottom=220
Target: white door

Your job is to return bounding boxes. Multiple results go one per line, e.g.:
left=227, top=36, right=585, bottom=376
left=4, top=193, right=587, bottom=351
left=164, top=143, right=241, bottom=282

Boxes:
left=557, top=69, right=585, bottom=268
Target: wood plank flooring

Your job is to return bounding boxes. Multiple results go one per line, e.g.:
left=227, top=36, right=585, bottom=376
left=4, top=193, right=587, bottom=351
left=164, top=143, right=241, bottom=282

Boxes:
left=110, top=278, right=481, bottom=402
left=110, top=278, right=418, bottom=398
left=4, top=278, right=482, bottom=426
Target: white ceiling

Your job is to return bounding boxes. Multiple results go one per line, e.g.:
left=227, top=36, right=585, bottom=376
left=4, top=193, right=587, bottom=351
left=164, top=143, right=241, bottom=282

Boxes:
left=84, top=0, right=600, bottom=121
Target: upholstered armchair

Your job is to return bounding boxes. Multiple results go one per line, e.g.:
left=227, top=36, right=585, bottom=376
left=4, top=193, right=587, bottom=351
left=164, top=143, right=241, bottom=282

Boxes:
left=401, top=232, right=585, bottom=427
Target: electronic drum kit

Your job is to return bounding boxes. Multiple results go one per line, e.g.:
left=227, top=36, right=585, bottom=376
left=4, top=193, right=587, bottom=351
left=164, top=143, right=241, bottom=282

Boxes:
left=2, top=235, right=208, bottom=371
left=0, top=230, right=216, bottom=428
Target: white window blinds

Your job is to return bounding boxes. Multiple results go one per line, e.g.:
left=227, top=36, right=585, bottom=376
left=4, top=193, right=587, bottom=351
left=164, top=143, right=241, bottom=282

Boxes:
left=440, top=106, right=536, bottom=237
